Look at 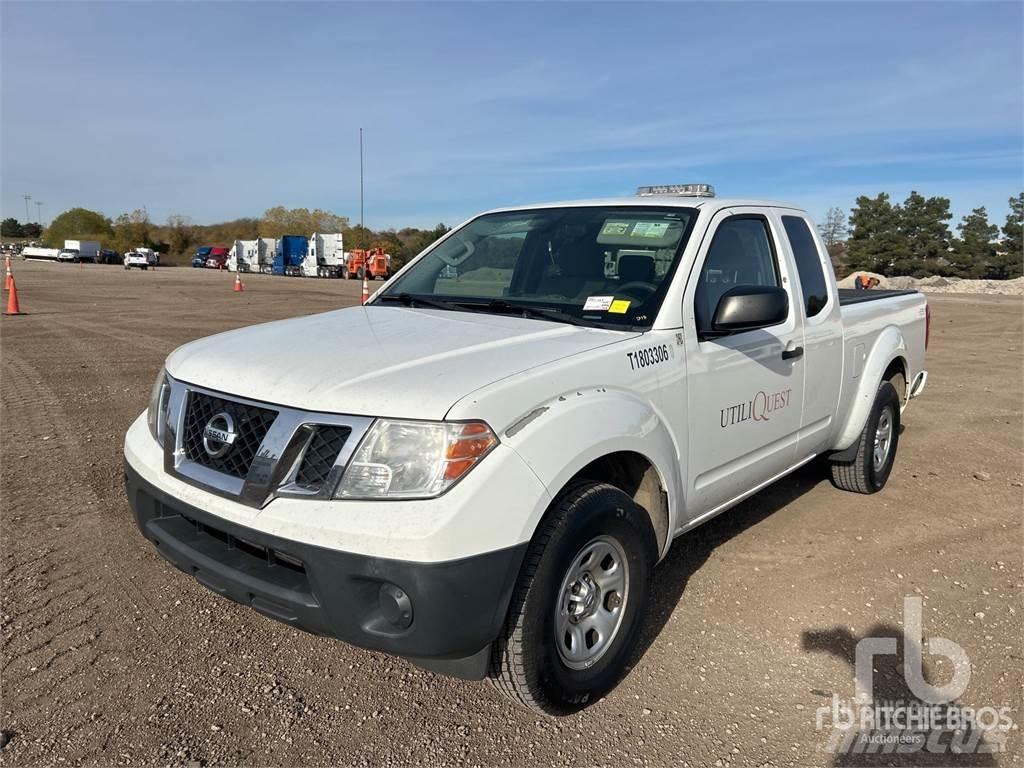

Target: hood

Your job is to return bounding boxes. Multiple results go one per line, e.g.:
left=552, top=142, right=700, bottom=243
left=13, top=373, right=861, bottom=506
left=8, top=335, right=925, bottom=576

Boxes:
left=165, top=306, right=634, bottom=419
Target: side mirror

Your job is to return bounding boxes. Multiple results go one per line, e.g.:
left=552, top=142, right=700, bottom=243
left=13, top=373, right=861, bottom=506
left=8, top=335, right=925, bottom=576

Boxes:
left=711, top=285, right=788, bottom=334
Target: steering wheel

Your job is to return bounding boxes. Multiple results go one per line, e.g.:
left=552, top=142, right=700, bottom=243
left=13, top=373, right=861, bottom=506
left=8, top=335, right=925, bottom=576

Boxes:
left=616, top=281, right=658, bottom=301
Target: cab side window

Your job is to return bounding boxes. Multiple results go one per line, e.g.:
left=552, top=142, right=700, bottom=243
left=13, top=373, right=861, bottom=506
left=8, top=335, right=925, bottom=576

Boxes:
left=781, top=215, right=829, bottom=317
left=694, top=216, right=780, bottom=335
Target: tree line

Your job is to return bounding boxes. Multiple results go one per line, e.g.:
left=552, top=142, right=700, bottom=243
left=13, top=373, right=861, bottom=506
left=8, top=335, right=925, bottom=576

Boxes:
left=824, top=192, right=1022, bottom=279
left=1, top=218, right=43, bottom=239
left=12, top=205, right=451, bottom=270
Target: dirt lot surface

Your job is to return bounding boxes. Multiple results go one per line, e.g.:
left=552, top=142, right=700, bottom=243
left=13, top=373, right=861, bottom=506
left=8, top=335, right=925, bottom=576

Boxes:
left=2, top=260, right=1021, bottom=767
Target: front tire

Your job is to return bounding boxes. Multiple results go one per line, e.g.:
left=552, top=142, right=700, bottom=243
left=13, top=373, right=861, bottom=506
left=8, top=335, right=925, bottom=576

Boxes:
left=830, top=380, right=901, bottom=493
left=489, top=481, right=656, bottom=715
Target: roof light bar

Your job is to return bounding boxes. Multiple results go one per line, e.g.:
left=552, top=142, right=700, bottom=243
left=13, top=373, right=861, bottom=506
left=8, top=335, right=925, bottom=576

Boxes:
left=636, top=183, right=715, bottom=198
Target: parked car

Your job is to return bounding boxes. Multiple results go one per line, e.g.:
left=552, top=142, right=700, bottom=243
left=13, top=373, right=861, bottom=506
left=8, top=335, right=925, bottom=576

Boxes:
left=123, top=251, right=150, bottom=270
left=124, top=184, right=929, bottom=714
left=132, top=247, right=159, bottom=266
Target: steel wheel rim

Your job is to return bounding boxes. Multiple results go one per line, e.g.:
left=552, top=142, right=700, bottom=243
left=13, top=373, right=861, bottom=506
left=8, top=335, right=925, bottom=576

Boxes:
left=873, top=406, right=894, bottom=472
left=555, top=535, right=630, bottom=670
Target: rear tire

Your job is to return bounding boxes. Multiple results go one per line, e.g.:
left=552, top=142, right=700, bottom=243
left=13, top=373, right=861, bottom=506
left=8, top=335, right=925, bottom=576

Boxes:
left=489, top=481, right=656, bottom=715
left=830, top=381, right=900, bottom=494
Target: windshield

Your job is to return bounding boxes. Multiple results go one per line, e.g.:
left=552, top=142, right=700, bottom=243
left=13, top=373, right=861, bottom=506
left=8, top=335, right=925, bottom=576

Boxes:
left=379, top=205, right=697, bottom=329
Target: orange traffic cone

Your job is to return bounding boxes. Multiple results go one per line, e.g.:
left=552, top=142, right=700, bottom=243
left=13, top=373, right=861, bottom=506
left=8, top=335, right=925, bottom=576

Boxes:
left=4, top=256, right=12, bottom=291
left=4, top=276, right=24, bottom=315
left=233, top=272, right=244, bottom=292
left=361, top=276, right=370, bottom=305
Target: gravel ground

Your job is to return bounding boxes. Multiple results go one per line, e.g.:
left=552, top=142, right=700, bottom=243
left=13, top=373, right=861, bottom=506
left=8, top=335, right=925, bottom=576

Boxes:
left=1, top=260, right=1021, bottom=767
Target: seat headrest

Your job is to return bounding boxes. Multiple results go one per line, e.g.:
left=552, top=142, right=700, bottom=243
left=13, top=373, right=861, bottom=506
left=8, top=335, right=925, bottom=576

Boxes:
left=618, top=253, right=656, bottom=284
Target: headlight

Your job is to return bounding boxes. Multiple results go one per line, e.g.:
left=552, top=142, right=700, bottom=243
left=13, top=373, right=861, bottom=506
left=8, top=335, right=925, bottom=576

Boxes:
left=335, top=419, right=497, bottom=499
left=147, top=367, right=170, bottom=445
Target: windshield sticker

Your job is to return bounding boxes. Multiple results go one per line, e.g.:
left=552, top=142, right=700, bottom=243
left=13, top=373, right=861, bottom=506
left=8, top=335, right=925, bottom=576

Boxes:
left=583, top=295, right=614, bottom=311
left=631, top=221, right=670, bottom=238
left=600, top=221, right=631, bottom=237
left=608, top=299, right=631, bottom=314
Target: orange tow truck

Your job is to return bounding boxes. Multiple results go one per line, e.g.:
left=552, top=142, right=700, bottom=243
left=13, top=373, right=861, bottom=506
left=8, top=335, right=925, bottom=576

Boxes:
left=346, top=247, right=391, bottom=280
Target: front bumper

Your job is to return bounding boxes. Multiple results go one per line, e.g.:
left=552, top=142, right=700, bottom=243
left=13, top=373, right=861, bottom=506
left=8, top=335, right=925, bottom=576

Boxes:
left=125, top=462, right=527, bottom=679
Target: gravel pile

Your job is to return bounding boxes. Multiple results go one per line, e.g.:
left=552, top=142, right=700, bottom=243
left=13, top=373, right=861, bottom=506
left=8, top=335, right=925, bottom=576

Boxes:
left=837, top=272, right=1024, bottom=296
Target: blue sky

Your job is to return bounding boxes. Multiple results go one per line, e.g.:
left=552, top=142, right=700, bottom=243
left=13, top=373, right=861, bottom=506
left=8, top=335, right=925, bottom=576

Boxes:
left=2, top=2, right=1021, bottom=231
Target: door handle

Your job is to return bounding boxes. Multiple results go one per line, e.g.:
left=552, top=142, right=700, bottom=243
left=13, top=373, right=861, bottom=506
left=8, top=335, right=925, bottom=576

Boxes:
left=782, top=346, right=804, bottom=361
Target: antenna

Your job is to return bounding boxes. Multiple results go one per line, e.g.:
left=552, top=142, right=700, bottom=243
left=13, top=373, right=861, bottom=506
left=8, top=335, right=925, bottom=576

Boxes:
left=22, top=194, right=31, bottom=223
left=359, top=127, right=364, bottom=230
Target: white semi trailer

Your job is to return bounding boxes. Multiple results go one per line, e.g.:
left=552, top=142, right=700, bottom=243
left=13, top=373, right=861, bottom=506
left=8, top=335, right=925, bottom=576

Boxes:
left=256, top=237, right=277, bottom=274
left=228, top=240, right=258, bottom=273
left=22, top=246, right=61, bottom=261
left=305, top=233, right=345, bottom=277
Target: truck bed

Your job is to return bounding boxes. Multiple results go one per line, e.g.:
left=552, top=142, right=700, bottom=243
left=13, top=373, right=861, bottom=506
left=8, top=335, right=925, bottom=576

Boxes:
left=837, top=288, right=919, bottom=306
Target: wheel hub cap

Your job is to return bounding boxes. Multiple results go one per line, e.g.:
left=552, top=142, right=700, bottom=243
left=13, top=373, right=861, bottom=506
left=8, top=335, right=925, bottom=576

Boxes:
left=555, top=535, right=630, bottom=670
left=567, top=573, right=599, bottom=619
left=873, top=407, right=894, bottom=472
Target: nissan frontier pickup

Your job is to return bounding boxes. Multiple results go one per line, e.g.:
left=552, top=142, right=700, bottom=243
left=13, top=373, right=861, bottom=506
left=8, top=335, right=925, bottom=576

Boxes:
left=124, top=184, right=929, bottom=714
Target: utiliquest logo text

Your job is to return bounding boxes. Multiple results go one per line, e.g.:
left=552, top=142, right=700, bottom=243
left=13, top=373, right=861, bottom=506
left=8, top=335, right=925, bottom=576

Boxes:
left=720, top=388, right=793, bottom=428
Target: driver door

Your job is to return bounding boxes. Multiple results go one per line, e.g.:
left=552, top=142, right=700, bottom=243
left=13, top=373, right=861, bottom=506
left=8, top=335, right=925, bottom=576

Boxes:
left=682, top=208, right=806, bottom=518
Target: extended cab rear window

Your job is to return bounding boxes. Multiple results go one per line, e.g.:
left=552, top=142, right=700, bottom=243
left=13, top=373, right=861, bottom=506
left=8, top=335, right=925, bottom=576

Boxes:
left=782, top=215, right=829, bottom=317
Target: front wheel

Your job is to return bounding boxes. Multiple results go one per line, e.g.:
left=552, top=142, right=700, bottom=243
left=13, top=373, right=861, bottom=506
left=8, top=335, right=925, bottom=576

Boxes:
left=830, top=380, right=901, bottom=493
left=489, top=481, right=656, bottom=715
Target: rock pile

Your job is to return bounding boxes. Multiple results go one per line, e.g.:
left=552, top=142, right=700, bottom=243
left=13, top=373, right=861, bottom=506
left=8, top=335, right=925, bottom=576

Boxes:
left=837, top=272, right=1024, bottom=296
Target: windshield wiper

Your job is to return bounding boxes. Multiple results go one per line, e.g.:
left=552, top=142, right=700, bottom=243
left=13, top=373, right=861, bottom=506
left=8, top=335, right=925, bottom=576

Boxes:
left=380, top=294, right=595, bottom=328
left=377, top=293, right=461, bottom=312
left=476, top=299, right=592, bottom=328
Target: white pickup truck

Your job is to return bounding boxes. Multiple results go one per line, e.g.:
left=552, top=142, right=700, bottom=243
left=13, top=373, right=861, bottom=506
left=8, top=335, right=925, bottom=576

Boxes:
left=124, top=185, right=929, bottom=714
left=123, top=251, right=150, bottom=270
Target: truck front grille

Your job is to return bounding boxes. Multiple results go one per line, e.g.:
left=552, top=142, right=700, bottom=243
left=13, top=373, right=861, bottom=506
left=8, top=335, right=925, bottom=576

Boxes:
left=295, top=425, right=351, bottom=490
left=182, top=392, right=277, bottom=479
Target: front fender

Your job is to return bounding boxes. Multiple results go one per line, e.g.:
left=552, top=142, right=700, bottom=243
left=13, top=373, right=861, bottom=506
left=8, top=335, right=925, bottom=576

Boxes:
left=832, top=325, right=907, bottom=453
left=499, top=386, right=683, bottom=559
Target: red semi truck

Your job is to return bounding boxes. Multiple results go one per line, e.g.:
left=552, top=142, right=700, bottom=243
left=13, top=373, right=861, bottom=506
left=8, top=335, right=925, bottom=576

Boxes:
left=205, top=247, right=230, bottom=269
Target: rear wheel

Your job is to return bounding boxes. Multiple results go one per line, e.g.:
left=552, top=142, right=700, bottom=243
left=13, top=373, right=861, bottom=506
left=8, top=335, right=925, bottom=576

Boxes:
left=489, top=481, right=656, bottom=715
left=830, top=381, right=901, bottom=493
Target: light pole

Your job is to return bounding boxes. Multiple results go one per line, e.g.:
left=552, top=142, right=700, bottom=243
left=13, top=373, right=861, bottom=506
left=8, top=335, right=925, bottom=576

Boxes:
left=23, top=194, right=31, bottom=223
left=359, top=127, right=364, bottom=231
left=35, top=201, right=44, bottom=225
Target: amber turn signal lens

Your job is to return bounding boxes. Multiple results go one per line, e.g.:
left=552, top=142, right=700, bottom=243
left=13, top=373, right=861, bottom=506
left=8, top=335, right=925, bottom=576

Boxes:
left=443, top=423, right=498, bottom=481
